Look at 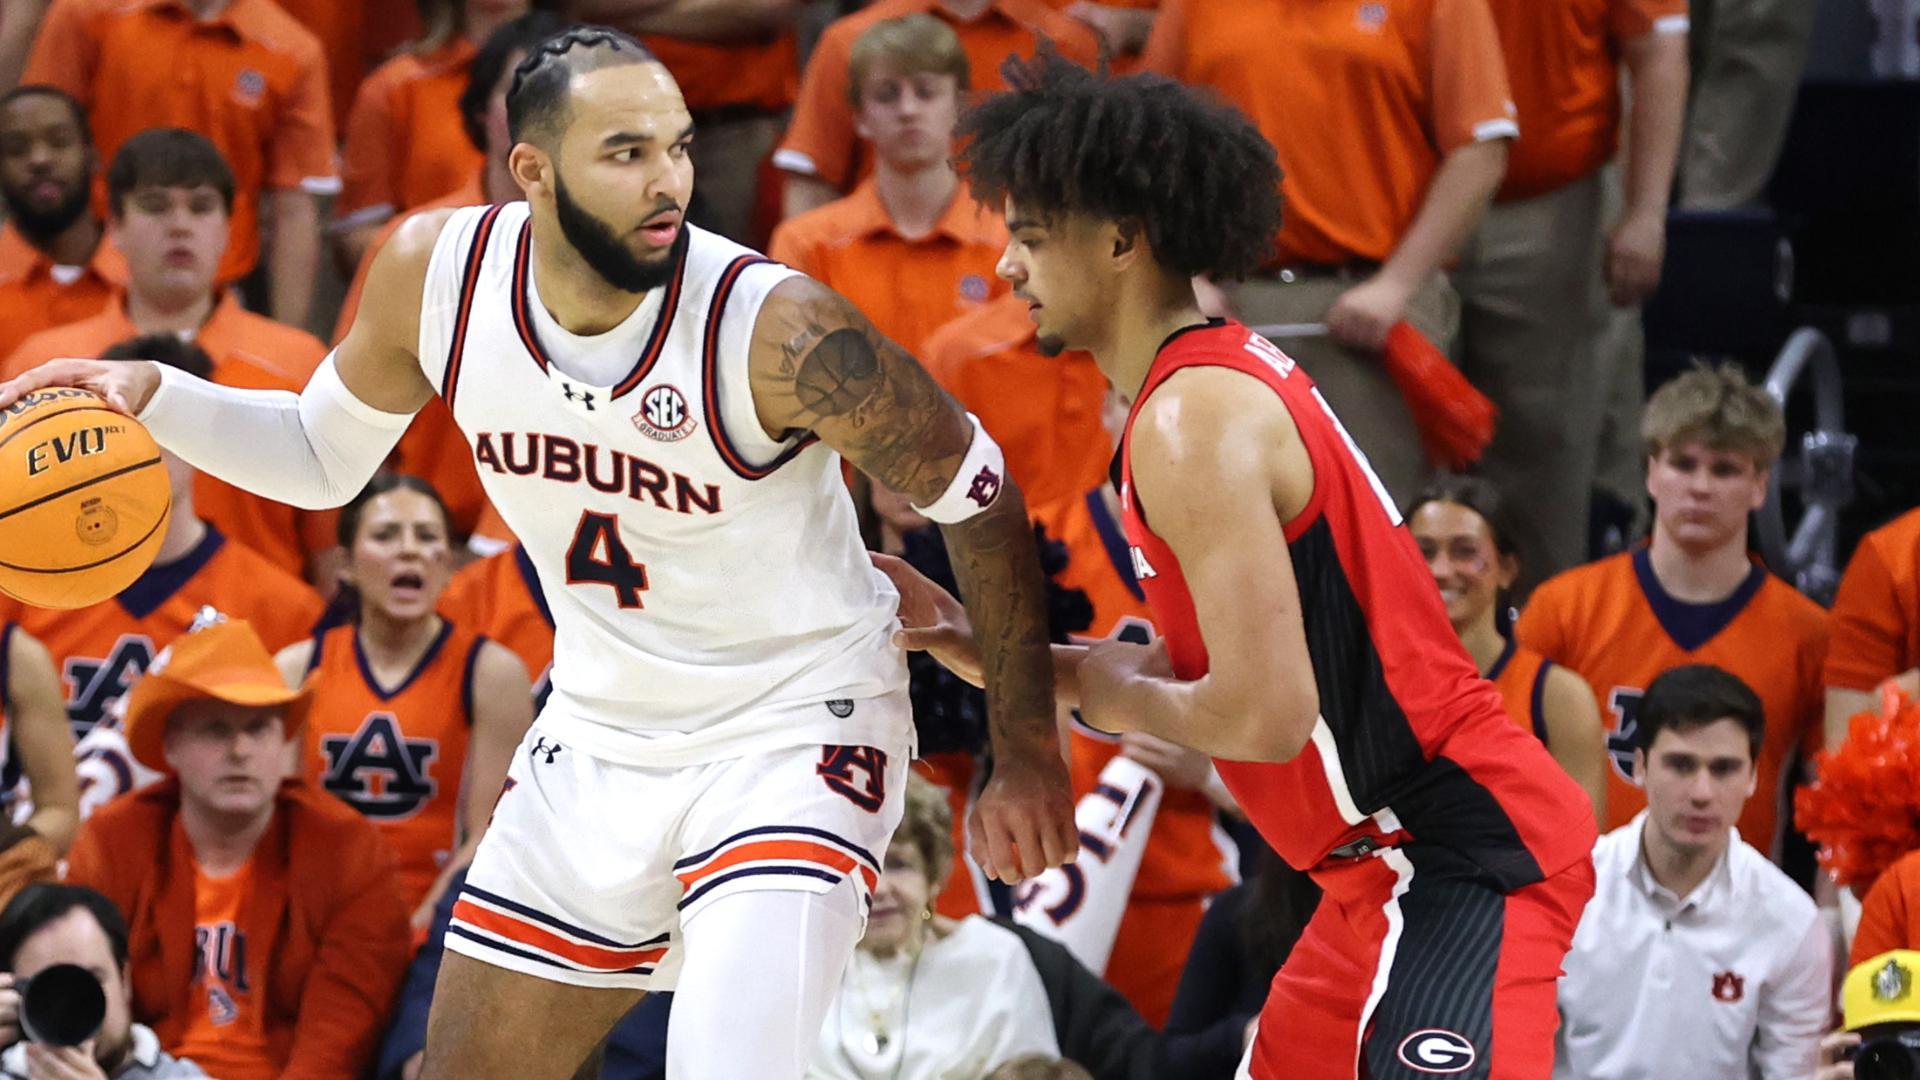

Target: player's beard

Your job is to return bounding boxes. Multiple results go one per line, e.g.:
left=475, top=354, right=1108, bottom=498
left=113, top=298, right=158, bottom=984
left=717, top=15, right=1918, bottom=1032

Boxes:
left=553, top=169, right=683, bottom=294
left=5, top=173, right=91, bottom=243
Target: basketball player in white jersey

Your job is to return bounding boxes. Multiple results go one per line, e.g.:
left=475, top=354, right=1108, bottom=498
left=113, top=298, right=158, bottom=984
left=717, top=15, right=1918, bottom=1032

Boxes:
left=0, top=26, right=1076, bottom=1079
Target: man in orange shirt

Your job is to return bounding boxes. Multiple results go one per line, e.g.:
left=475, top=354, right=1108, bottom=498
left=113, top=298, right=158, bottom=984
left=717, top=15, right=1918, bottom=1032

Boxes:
left=774, top=0, right=1099, bottom=220
left=24, top=0, right=340, bottom=328
left=1824, top=507, right=1920, bottom=745
left=0, top=86, right=126, bottom=360
left=771, top=15, right=1006, bottom=359
left=64, top=618, right=412, bottom=1080
left=1143, top=0, right=1516, bottom=503
left=1455, top=0, right=1689, bottom=591
left=579, top=0, right=806, bottom=245
left=3, top=130, right=333, bottom=580
left=922, top=294, right=1109, bottom=512
left=1517, top=364, right=1828, bottom=860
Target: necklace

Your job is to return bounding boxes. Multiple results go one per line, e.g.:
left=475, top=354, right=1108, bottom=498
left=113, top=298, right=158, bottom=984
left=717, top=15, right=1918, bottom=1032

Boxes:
left=842, top=936, right=926, bottom=1077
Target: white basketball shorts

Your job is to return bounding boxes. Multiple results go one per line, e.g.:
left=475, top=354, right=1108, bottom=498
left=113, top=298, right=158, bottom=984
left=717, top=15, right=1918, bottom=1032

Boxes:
left=445, top=693, right=911, bottom=990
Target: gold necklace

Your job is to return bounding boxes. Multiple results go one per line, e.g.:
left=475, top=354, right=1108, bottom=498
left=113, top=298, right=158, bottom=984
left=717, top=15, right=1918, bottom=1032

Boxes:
left=851, top=931, right=925, bottom=1058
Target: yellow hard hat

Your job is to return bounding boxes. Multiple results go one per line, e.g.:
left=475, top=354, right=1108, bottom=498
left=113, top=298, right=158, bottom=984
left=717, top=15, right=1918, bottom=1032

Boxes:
left=1845, top=951, right=1920, bottom=1030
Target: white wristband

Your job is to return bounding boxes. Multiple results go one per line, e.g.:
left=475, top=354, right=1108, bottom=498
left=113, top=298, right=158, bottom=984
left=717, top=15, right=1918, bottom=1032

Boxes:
left=911, top=414, right=1009, bottom=524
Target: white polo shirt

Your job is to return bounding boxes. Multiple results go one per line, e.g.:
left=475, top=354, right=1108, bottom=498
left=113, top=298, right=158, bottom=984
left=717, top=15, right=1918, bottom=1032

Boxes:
left=1554, top=813, right=1831, bottom=1080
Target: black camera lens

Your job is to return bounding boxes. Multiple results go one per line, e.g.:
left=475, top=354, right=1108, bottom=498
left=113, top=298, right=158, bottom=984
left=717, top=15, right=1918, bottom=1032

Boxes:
left=19, top=964, right=106, bottom=1047
left=1856, top=1039, right=1920, bottom=1080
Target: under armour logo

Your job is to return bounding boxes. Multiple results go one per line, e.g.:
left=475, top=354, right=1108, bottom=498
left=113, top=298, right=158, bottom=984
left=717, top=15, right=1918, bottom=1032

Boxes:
left=562, top=384, right=596, bottom=410
left=965, top=465, right=1002, bottom=509
left=530, top=737, right=563, bottom=764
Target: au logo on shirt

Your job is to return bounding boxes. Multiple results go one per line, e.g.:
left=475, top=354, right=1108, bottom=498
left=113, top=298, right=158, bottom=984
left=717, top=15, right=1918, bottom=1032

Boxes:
left=320, top=713, right=438, bottom=819
left=1711, top=970, right=1745, bottom=1003
left=1355, top=2, right=1388, bottom=30
left=232, top=68, right=267, bottom=107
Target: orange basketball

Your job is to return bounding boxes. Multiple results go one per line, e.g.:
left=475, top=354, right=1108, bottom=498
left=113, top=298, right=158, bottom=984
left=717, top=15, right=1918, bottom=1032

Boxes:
left=0, top=387, right=172, bottom=609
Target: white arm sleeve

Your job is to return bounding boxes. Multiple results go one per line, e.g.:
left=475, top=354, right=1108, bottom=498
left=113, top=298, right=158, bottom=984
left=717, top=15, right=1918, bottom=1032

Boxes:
left=136, top=353, right=416, bottom=510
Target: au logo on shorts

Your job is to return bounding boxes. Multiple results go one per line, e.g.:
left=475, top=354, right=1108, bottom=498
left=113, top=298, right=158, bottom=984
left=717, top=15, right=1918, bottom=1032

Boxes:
left=634, top=385, right=696, bottom=442
left=1396, top=1029, right=1476, bottom=1074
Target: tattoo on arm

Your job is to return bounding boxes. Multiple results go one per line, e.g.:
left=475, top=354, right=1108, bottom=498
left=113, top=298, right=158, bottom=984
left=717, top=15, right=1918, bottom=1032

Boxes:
left=760, top=279, right=1059, bottom=751
left=768, top=283, right=970, bottom=501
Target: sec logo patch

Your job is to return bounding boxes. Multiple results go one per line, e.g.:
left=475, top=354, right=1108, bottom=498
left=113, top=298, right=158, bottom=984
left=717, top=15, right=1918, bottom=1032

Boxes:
left=633, top=384, right=696, bottom=442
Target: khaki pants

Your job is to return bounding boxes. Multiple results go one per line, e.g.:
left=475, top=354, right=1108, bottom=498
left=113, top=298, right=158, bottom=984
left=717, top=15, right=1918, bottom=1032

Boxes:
left=1452, top=171, right=1611, bottom=589
left=688, top=112, right=785, bottom=245
left=1230, top=271, right=1460, bottom=506
left=1679, top=0, right=1819, bottom=208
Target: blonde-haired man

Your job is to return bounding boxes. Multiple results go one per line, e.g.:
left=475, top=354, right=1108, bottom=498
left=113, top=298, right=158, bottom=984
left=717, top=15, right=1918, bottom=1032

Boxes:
left=771, top=14, right=1005, bottom=360
left=1517, top=363, right=1829, bottom=861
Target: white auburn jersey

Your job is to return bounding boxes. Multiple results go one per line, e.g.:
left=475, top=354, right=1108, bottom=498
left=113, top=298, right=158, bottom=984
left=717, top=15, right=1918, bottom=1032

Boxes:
left=416, top=202, right=906, bottom=764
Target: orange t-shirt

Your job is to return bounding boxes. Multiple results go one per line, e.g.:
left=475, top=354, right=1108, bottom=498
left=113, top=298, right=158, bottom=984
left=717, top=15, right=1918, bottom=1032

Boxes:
left=1485, top=0, right=1689, bottom=200
left=1854, top=848, right=1920, bottom=965
left=439, top=546, right=553, bottom=707
left=298, top=621, right=483, bottom=910
left=336, top=39, right=483, bottom=228
left=0, top=527, right=323, bottom=737
left=775, top=0, right=1100, bottom=193
left=3, top=293, right=334, bottom=577
left=0, top=226, right=126, bottom=360
left=1489, top=638, right=1553, bottom=743
left=1825, top=508, right=1920, bottom=692
left=770, top=180, right=1007, bottom=357
left=1143, top=0, right=1517, bottom=265
left=640, top=31, right=798, bottom=113
left=921, top=293, right=1110, bottom=510
left=23, top=0, right=341, bottom=284
left=1516, top=548, right=1829, bottom=856
left=174, top=857, right=274, bottom=1080
left=334, top=180, right=491, bottom=537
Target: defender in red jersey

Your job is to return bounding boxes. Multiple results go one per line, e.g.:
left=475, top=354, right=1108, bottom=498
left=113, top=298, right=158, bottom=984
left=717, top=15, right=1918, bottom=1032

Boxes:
left=884, top=53, right=1597, bottom=1077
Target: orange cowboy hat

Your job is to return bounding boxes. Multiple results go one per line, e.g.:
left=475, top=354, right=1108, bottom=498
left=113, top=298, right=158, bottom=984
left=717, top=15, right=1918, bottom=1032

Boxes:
left=122, top=617, right=310, bottom=774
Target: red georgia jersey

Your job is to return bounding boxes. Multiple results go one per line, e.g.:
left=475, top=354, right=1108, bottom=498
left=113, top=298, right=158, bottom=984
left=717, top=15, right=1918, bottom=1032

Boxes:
left=1117, top=320, right=1593, bottom=888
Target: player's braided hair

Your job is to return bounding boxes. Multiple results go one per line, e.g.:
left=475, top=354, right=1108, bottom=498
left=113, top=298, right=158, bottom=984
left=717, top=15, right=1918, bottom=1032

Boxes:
left=957, top=48, right=1282, bottom=281
left=506, top=25, right=657, bottom=147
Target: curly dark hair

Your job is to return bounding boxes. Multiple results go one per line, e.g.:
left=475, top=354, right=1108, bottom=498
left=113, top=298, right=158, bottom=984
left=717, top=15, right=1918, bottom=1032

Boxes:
left=956, top=48, right=1282, bottom=280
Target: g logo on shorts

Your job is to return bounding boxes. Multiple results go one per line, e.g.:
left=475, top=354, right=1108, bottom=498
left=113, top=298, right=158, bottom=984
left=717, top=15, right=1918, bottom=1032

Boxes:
left=1395, top=1029, right=1477, bottom=1074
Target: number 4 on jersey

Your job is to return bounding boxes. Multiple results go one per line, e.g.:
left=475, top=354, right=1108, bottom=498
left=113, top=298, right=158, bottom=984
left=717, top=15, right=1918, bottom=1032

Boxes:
left=566, top=512, right=649, bottom=608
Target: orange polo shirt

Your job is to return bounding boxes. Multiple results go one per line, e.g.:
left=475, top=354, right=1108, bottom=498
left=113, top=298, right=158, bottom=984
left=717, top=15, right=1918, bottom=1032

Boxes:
left=336, top=38, right=483, bottom=230
left=1144, top=0, right=1517, bottom=265
left=2, top=294, right=333, bottom=577
left=775, top=0, right=1100, bottom=193
left=1826, top=508, right=1920, bottom=692
left=921, top=293, right=1110, bottom=509
left=1485, top=0, right=1688, bottom=201
left=0, top=224, right=126, bottom=360
left=770, top=179, right=1007, bottom=357
left=174, top=858, right=275, bottom=1080
left=334, top=177, right=491, bottom=538
left=640, top=32, right=798, bottom=114
left=24, top=0, right=341, bottom=284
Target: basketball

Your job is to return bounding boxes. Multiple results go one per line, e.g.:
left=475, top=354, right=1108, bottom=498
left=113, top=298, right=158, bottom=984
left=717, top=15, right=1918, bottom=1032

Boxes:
left=0, top=387, right=171, bottom=610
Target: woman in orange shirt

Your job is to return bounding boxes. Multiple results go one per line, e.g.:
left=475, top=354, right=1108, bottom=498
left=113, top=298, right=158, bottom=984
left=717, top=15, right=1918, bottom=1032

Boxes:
left=276, top=475, right=533, bottom=931
left=1408, top=475, right=1608, bottom=825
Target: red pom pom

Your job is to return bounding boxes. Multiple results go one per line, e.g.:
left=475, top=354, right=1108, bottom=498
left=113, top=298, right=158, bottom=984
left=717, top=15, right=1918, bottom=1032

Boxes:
left=1797, top=689, right=1920, bottom=892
